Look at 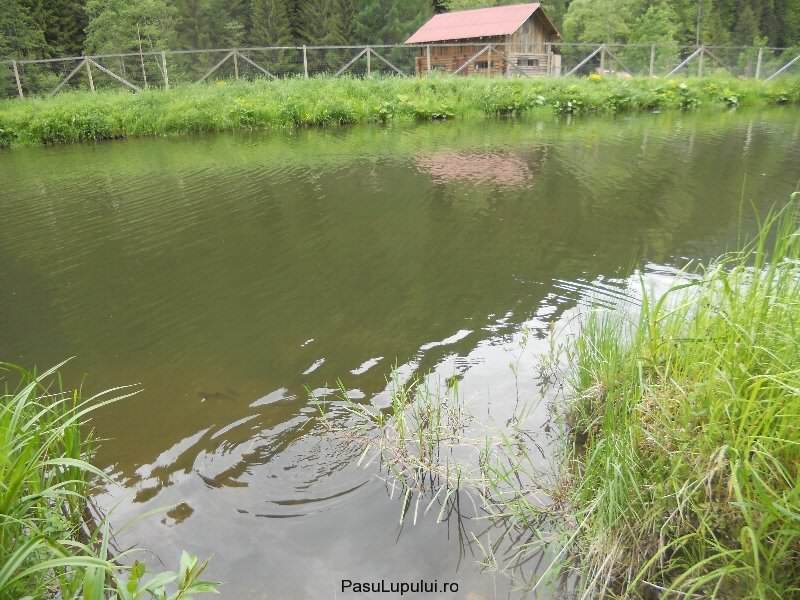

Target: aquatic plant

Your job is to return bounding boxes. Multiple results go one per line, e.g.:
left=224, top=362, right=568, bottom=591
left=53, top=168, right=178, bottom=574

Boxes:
left=0, top=74, right=798, bottom=148
left=0, top=361, right=219, bottom=599
left=316, top=377, right=480, bottom=525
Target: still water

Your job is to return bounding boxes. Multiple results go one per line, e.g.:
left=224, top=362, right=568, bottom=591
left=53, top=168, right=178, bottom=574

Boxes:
left=1, top=110, right=799, bottom=599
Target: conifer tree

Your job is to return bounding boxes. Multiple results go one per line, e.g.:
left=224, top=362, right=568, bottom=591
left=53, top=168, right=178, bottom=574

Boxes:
left=0, top=0, right=46, bottom=59
left=734, top=1, right=760, bottom=44
left=250, top=0, right=293, bottom=45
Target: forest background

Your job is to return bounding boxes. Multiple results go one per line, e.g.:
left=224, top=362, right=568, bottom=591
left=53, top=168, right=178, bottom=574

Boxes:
left=1, top=0, right=799, bottom=63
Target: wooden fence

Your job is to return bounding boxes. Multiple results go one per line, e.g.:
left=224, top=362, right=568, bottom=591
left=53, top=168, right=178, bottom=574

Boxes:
left=2, top=42, right=799, bottom=99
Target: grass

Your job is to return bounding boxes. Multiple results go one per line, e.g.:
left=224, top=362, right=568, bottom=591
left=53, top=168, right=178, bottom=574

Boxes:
left=0, top=361, right=218, bottom=600
left=562, top=194, right=800, bottom=598
left=322, top=194, right=800, bottom=598
left=316, top=377, right=480, bottom=526
left=1, top=74, right=799, bottom=147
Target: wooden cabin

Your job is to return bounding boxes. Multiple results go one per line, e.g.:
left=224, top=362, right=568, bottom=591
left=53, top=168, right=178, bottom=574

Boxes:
left=405, top=3, right=561, bottom=77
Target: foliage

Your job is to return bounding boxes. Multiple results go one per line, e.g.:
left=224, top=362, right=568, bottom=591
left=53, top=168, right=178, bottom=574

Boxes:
left=1, top=75, right=798, bottom=148
left=250, top=0, right=293, bottom=46
left=0, top=0, right=47, bottom=60
left=563, top=0, right=638, bottom=43
left=561, top=0, right=800, bottom=47
left=28, top=0, right=88, bottom=56
left=0, top=362, right=219, bottom=599
left=2, top=0, right=799, bottom=63
left=83, top=0, right=178, bottom=55
left=174, top=0, right=244, bottom=51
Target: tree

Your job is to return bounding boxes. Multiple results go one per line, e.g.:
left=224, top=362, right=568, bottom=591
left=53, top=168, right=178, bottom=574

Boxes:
left=354, top=0, right=431, bottom=44
left=563, top=0, right=637, bottom=43
left=84, top=0, right=177, bottom=54
left=329, top=0, right=357, bottom=44
left=733, top=1, right=760, bottom=44
left=781, top=0, right=800, bottom=45
left=0, top=0, right=46, bottom=59
left=700, top=1, right=732, bottom=45
left=174, top=0, right=245, bottom=49
left=297, top=0, right=337, bottom=44
left=624, top=1, right=679, bottom=72
left=630, top=1, right=679, bottom=42
left=250, top=0, right=293, bottom=45
left=27, top=0, right=87, bottom=56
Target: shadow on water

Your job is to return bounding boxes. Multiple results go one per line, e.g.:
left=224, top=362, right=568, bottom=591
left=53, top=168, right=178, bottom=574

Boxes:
left=1, top=109, right=799, bottom=598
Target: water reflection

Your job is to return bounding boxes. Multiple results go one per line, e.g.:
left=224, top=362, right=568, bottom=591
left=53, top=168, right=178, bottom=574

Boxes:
left=415, top=148, right=546, bottom=188
left=1, top=110, right=799, bottom=598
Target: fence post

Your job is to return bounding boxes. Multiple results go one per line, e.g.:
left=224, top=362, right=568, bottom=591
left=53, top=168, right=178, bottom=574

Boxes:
left=599, top=44, right=606, bottom=72
left=755, top=47, right=763, bottom=79
left=12, top=60, right=24, bottom=98
left=426, top=45, right=431, bottom=74
left=649, top=44, right=656, bottom=76
left=162, top=51, right=169, bottom=90
left=303, top=45, right=308, bottom=79
left=85, top=58, right=95, bottom=92
left=234, top=50, right=239, bottom=80
left=366, top=47, right=371, bottom=77
left=698, top=46, right=704, bottom=77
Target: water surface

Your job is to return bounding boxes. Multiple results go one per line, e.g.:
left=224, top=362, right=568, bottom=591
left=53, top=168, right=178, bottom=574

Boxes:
left=1, top=110, right=799, bottom=599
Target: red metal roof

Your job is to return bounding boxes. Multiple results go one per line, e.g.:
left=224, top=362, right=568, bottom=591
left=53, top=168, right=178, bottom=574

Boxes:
left=405, top=3, right=550, bottom=44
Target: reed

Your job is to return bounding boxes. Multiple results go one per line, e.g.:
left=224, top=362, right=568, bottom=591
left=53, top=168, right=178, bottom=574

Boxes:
left=1, top=74, right=799, bottom=147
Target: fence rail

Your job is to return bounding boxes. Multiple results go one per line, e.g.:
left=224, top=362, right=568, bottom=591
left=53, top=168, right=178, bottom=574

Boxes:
left=3, top=42, right=799, bottom=99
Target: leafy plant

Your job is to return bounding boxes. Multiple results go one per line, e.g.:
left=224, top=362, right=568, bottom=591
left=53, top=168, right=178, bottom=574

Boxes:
left=0, top=361, right=219, bottom=599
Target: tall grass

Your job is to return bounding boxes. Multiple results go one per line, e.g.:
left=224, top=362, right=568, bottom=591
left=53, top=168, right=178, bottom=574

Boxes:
left=564, top=194, right=800, bottom=597
left=1, top=74, right=799, bottom=147
left=0, top=361, right=218, bottom=599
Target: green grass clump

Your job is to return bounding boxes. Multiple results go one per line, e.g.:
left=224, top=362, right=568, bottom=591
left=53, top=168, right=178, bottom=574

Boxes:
left=0, top=361, right=218, bottom=599
left=565, top=195, right=800, bottom=598
left=1, top=74, right=799, bottom=147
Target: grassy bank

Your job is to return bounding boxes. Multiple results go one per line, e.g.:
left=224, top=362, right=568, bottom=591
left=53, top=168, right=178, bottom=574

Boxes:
left=1, top=75, right=800, bottom=147
left=564, top=196, right=800, bottom=597
left=0, top=362, right=217, bottom=599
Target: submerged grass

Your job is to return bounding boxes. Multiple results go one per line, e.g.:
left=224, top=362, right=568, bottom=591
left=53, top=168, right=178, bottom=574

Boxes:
left=1, top=74, right=799, bottom=147
left=324, top=194, right=800, bottom=598
left=0, top=361, right=218, bottom=600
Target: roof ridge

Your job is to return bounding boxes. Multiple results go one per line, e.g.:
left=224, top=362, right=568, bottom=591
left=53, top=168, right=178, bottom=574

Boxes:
left=434, top=2, right=539, bottom=15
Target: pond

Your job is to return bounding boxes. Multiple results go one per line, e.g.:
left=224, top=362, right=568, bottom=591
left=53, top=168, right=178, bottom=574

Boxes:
left=1, top=109, right=799, bottom=599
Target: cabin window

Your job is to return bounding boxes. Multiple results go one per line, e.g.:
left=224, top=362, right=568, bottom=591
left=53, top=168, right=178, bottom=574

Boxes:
left=475, top=61, right=489, bottom=70
left=518, top=58, right=539, bottom=67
